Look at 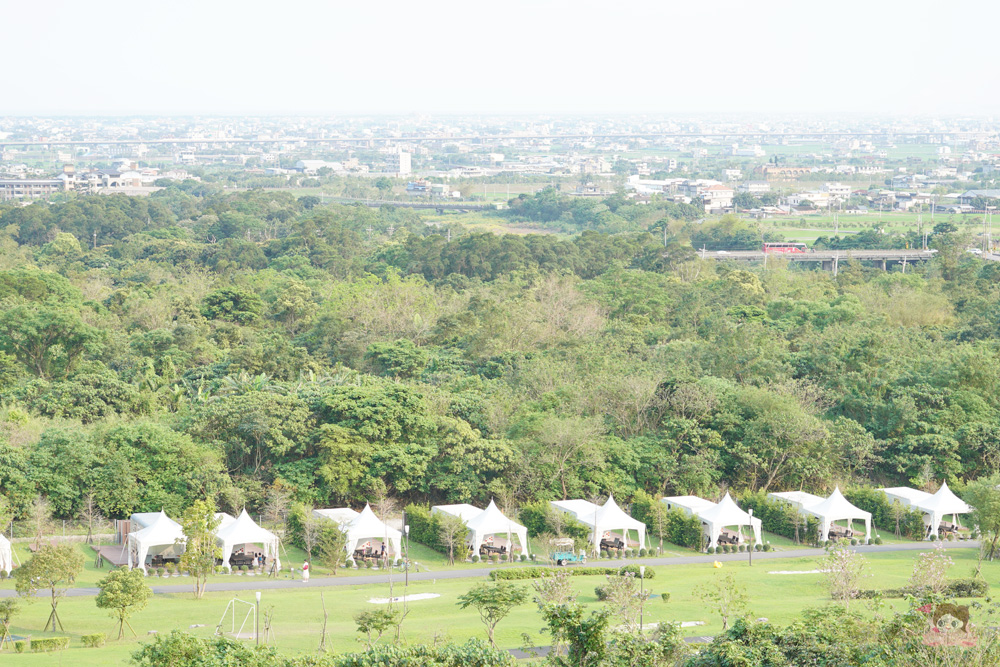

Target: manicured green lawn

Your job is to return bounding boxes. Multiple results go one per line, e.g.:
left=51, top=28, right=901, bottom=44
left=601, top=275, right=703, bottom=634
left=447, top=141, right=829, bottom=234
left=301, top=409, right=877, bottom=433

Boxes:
left=2, top=544, right=993, bottom=665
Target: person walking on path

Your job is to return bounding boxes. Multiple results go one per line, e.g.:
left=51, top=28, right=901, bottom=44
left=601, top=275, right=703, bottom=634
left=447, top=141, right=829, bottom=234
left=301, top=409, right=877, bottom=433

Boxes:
left=302, top=561, right=310, bottom=582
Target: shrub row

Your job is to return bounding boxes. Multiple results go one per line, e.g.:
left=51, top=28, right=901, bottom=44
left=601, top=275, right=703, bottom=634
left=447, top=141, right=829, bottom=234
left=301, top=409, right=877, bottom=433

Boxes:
left=489, top=565, right=655, bottom=581
left=15, top=633, right=110, bottom=652
left=856, top=578, right=989, bottom=599
left=843, top=488, right=926, bottom=540
left=17, top=637, right=72, bottom=653
left=706, top=543, right=772, bottom=554
left=519, top=501, right=591, bottom=542
left=403, top=504, right=446, bottom=552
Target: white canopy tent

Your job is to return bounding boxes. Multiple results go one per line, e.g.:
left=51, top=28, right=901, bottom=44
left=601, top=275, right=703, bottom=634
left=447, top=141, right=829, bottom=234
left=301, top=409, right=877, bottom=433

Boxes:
left=215, top=512, right=236, bottom=531
left=551, top=495, right=647, bottom=551
left=464, top=500, right=529, bottom=554
left=664, top=492, right=762, bottom=550
left=883, top=483, right=971, bottom=539
left=127, top=510, right=185, bottom=572
left=770, top=488, right=870, bottom=542
left=0, top=533, right=12, bottom=574
left=314, top=504, right=402, bottom=558
left=919, top=483, right=972, bottom=536
left=215, top=509, right=281, bottom=571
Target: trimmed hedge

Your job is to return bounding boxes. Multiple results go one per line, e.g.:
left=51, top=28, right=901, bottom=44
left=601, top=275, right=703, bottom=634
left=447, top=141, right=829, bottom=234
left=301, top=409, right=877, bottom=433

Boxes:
left=404, top=504, right=446, bottom=552
left=857, top=578, right=989, bottom=599
left=739, top=491, right=822, bottom=546
left=490, top=565, right=656, bottom=581
left=519, top=501, right=590, bottom=541
left=631, top=492, right=704, bottom=549
left=30, top=637, right=71, bottom=652
left=82, top=633, right=107, bottom=648
left=14, top=640, right=26, bottom=654
left=843, top=487, right=926, bottom=540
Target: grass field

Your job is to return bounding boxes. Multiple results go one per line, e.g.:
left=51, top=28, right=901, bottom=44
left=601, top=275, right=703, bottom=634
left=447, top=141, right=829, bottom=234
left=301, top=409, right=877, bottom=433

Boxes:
left=0, top=537, right=984, bottom=664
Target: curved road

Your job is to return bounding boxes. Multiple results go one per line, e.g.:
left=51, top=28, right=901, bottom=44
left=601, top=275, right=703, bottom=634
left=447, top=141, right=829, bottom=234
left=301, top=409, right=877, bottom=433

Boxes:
left=0, top=540, right=978, bottom=599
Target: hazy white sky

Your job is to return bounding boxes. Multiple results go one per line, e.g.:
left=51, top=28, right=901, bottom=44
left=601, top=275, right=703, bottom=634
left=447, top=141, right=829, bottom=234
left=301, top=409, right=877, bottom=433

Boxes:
left=5, top=0, right=997, bottom=116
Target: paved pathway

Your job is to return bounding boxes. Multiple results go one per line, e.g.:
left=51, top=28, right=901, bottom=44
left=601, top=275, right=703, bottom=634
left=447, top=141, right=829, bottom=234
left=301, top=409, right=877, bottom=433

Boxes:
left=0, top=540, right=979, bottom=599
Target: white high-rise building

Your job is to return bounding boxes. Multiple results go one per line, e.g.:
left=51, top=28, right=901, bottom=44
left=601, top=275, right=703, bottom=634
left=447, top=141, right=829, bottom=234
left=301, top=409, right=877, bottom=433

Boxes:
left=386, top=151, right=411, bottom=175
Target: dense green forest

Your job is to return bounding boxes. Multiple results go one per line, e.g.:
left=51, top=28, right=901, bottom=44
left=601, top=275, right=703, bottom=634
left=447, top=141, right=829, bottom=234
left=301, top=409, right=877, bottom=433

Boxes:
left=0, top=185, right=996, bottom=521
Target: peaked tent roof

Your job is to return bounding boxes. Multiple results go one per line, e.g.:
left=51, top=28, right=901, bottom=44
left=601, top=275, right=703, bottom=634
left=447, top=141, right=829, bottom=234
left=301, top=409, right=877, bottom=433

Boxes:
left=917, top=481, right=971, bottom=515
left=352, top=504, right=401, bottom=540
left=133, top=510, right=183, bottom=540
left=699, top=492, right=757, bottom=527
left=216, top=509, right=278, bottom=547
left=215, top=512, right=236, bottom=530
left=807, top=487, right=871, bottom=521
left=595, top=495, right=645, bottom=532
left=465, top=499, right=525, bottom=535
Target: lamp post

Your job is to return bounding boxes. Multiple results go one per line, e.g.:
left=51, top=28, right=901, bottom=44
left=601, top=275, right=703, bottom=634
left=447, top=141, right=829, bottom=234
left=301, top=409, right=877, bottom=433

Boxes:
left=255, top=591, right=261, bottom=646
left=747, top=509, right=753, bottom=568
left=639, top=565, right=646, bottom=633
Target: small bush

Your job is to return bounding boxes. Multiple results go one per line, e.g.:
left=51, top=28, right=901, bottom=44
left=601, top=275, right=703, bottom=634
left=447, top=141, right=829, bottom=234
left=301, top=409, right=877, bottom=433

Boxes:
left=625, top=549, right=633, bottom=558
left=157, top=567, right=165, bottom=577
left=30, top=637, right=71, bottom=652
left=754, top=544, right=762, bottom=552
left=947, top=578, right=989, bottom=597
left=82, top=633, right=106, bottom=648
left=14, top=640, right=26, bottom=653
left=738, top=544, right=745, bottom=553
left=762, top=544, right=772, bottom=552
left=929, top=534, right=937, bottom=541
left=873, top=537, right=883, bottom=545
left=595, top=585, right=609, bottom=601
left=500, top=554, right=508, bottom=562
left=619, top=565, right=655, bottom=579
left=639, top=548, right=647, bottom=557
left=850, top=538, right=858, bottom=546
left=0, top=570, right=7, bottom=579
left=520, top=554, right=527, bottom=562
left=471, top=555, right=480, bottom=563
left=660, top=592, right=671, bottom=603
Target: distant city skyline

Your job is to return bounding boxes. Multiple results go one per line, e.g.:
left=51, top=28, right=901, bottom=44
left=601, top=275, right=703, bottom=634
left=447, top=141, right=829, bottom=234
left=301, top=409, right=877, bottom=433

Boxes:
left=5, top=0, right=997, bottom=116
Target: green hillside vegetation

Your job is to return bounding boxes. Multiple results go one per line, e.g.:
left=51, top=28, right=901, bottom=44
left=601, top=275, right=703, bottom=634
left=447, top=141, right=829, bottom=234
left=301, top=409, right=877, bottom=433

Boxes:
left=0, top=186, right=994, bottom=526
